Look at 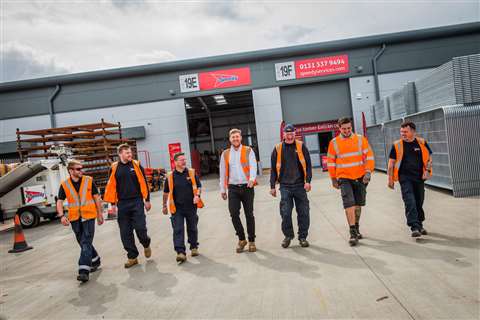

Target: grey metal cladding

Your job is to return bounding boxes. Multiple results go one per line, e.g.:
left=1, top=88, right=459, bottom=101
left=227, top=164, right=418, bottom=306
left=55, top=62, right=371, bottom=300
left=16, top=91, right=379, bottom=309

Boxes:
left=0, top=87, right=52, bottom=118
left=280, top=80, right=352, bottom=124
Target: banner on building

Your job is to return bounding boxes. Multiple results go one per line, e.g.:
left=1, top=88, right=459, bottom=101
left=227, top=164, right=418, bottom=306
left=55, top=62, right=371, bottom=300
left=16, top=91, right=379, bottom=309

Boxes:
left=179, top=67, right=251, bottom=93
left=275, top=54, right=349, bottom=81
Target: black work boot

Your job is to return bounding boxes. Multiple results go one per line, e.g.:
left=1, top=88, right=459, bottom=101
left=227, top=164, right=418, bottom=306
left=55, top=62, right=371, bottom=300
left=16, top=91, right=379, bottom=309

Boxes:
left=299, top=239, right=309, bottom=247
left=420, top=228, right=428, bottom=235
left=411, top=230, right=422, bottom=237
left=355, top=223, right=363, bottom=240
left=281, top=237, right=292, bottom=248
left=349, top=226, right=359, bottom=246
left=77, top=272, right=89, bottom=283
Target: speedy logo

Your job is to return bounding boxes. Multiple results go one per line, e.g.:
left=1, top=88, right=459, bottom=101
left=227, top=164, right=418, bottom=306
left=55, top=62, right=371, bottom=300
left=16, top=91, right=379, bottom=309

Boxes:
left=211, top=74, right=239, bottom=87
left=199, top=67, right=251, bottom=90
left=25, top=190, right=45, bottom=203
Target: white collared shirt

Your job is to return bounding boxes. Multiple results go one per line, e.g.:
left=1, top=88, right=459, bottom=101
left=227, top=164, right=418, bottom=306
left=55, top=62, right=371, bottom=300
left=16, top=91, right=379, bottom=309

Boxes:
left=219, top=145, right=257, bottom=193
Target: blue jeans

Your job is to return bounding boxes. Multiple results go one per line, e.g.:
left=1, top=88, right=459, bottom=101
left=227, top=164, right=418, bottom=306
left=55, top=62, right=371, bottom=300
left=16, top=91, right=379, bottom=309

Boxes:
left=71, top=218, right=100, bottom=274
left=279, top=184, right=310, bottom=240
left=170, top=206, right=199, bottom=254
left=399, top=179, right=425, bottom=231
left=117, top=198, right=151, bottom=259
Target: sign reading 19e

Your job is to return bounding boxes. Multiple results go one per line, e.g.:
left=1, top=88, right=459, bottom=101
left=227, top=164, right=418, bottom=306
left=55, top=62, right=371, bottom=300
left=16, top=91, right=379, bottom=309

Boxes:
left=179, top=73, right=200, bottom=93
left=275, top=61, right=296, bottom=81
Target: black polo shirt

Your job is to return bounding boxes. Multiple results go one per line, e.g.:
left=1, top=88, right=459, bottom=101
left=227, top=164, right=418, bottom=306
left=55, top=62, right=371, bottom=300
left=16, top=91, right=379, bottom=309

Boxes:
left=389, top=138, right=432, bottom=181
left=163, top=168, right=201, bottom=209
left=108, top=161, right=150, bottom=201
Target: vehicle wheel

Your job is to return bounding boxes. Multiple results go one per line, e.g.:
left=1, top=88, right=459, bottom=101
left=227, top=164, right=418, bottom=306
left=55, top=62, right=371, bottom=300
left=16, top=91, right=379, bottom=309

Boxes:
left=18, top=208, right=41, bottom=228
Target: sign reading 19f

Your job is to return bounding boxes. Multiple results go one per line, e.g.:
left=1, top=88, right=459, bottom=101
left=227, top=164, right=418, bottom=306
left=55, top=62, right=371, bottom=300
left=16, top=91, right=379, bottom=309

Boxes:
left=179, top=73, right=200, bottom=93
left=275, top=61, right=296, bottom=81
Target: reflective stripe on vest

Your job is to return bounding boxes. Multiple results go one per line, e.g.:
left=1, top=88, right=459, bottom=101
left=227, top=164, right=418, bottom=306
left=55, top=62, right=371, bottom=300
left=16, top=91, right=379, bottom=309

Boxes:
left=332, top=134, right=364, bottom=164
left=103, top=160, right=148, bottom=203
left=223, top=145, right=256, bottom=188
left=167, top=168, right=204, bottom=214
left=62, top=176, right=97, bottom=221
left=275, top=140, right=307, bottom=182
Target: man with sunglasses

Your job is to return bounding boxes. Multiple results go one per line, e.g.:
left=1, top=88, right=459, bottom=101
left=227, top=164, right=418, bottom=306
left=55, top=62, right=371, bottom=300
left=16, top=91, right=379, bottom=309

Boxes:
left=57, top=160, right=104, bottom=283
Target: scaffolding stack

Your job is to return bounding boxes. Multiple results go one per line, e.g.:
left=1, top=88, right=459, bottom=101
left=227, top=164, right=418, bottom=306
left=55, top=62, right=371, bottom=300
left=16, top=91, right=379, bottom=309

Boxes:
left=16, top=119, right=137, bottom=192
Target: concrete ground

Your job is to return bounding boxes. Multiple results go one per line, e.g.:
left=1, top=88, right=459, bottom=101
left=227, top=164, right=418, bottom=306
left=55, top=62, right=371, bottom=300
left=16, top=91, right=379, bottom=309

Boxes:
left=1, top=169, right=479, bottom=320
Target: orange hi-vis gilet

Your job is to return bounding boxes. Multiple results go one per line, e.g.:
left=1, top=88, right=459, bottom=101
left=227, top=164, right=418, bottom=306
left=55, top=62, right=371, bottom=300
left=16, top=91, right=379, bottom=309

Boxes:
left=103, top=160, right=148, bottom=203
left=222, top=145, right=257, bottom=188
left=392, top=137, right=432, bottom=182
left=327, top=134, right=375, bottom=180
left=167, top=168, right=204, bottom=214
left=275, top=140, right=307, bottom=182
left=61, top=176, right=97, bottom=221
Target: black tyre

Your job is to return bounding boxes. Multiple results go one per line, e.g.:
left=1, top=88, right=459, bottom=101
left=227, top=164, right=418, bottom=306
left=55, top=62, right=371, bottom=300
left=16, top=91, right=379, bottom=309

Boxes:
left=18, top=207, right=41, bottom=228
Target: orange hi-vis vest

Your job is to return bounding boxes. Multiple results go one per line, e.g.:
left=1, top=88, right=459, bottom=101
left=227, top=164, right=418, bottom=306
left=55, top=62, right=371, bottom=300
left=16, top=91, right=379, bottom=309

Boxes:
left=103, top=160, right=148, bottom=203
left=222, top=145, right=257, bottom=188
left=393, top=137, right=432, bottom=182
left=327, top=134, right=375, bottom=180
left=167, top=168, right=204, bottom=214
left=275, top=140, right=307, bottom=182
left=61, top=176, right=97, bottom=221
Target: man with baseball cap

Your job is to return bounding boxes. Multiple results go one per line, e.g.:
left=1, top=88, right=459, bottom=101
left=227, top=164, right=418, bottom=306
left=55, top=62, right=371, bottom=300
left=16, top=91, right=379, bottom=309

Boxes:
left=270, top=124, right=313, bottom=248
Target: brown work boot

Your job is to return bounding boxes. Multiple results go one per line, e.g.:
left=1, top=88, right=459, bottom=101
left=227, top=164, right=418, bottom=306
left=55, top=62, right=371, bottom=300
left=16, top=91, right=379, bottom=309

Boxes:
left=124, top=258, right=138, bottom=269
left=176, top=252, right=187, bottom=263
left=236, top=240, right=248, bottom=253
left=248, top=242, right=257, bottom=252
left=144, top=246, right=152, bottom=258
left=191, top=248, right=199, bottom=257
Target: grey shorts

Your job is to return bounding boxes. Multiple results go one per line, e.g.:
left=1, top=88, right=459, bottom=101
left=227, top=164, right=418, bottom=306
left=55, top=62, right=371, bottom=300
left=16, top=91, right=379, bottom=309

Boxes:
left=339, top=178, right=367, bottom=209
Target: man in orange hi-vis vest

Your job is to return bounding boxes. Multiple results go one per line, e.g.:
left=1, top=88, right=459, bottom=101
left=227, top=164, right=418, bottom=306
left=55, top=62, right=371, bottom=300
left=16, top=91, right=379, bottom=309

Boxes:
left=327, top=118, right=374, bottom=246
left=163, top=152, right=204, bottom=264
left=219, top=128, right=258, bottom=253
left=387, top=121, right=432, bottom=238
left=270, top=124, right=312, bottom=249
left=104, top=144, right=152, bottom=269
left=56, top=160, right=104, bottom=283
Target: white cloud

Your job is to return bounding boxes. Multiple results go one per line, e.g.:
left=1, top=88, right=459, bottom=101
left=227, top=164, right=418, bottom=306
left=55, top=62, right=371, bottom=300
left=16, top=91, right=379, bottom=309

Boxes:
left=1, top=0, right=478, bottom=82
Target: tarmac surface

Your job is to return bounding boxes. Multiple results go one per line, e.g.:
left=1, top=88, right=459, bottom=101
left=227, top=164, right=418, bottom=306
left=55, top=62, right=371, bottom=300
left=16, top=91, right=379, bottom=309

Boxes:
left=1, top=169, right=479, bottom=319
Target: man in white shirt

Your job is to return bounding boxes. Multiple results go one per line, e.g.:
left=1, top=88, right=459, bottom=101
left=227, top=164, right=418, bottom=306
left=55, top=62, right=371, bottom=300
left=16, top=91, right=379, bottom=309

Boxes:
left=219, top=128, right=258, bottom=253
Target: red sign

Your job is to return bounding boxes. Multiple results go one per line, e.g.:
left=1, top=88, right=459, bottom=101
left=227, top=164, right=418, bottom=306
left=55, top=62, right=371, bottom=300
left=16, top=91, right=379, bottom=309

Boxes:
left=199, top=67, right=251, bottom=90
left=168, top=143, right=182, bottom=171
left=295, top=54, right=349, bottom=79
left=295, top=121, right=339, bottom=134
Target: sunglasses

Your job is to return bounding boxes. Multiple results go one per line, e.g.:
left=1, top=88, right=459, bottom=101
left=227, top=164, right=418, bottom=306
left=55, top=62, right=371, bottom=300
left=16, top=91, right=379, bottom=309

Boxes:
left=72, top=167, right=83, bottom=171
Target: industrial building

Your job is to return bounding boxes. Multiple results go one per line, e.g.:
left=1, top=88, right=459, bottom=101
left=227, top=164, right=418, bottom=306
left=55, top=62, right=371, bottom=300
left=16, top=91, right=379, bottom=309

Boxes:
left=1, top=22, right=479, bottom=174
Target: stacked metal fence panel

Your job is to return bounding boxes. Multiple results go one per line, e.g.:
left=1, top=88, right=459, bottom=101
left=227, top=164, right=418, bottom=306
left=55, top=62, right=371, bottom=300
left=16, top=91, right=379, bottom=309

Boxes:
left=366, top=124, right=387, bottom=171
left=382, top=119, right=403, bottom=162
left=388, top=82, right=417, bottom=120
left=415, top=61, right=456, bottom=112
left=373, top=97, right=391, bottom=123
left=404, top=108, right=452, bottom=190
left=442, top=104, right=480, bottom=197
left=452, top=54, right=480, bottom=105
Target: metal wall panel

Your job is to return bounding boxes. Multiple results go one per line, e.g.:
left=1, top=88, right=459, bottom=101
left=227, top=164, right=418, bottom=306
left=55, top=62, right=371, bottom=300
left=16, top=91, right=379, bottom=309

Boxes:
left=453, top=54, right=480, bottom=104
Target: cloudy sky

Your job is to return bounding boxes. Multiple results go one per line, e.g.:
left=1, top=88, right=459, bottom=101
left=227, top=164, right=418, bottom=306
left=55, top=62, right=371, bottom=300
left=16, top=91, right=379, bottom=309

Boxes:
left=1, top=0, right=478, bottom=82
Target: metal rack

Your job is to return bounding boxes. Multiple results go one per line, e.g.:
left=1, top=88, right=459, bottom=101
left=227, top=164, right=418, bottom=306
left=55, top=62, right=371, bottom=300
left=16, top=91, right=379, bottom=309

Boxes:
left=16, top=119, right=137, bottom=191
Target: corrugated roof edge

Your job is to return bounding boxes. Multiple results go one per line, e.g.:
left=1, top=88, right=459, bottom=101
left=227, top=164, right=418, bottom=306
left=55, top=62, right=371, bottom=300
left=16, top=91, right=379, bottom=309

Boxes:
left=1, top=22, right=479, bottom=93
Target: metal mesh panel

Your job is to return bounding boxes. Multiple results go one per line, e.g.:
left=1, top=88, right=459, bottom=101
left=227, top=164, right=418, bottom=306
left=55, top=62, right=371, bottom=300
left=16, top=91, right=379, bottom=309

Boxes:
left=405, top=108, right=452, bottom=190
left=415, top=61, right=456, bottom=111
left=389, top=89, right=405, bottom=120
left=366, top=124, right=386, bottom=171
left=453, top=54, right=480, bottom=105
left=443, top=104, right=480, bottom=197
left=373, top=97, right=391, bottom=123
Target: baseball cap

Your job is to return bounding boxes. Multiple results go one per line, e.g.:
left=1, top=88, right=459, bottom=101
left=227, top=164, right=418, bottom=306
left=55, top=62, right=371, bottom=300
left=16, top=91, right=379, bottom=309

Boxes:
left=283, top=124, right=295, bottom=132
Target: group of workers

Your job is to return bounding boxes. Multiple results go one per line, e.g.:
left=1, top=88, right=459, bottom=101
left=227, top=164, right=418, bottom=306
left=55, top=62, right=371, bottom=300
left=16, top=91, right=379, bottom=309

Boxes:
left=56, top=117, right=433, bottom=283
